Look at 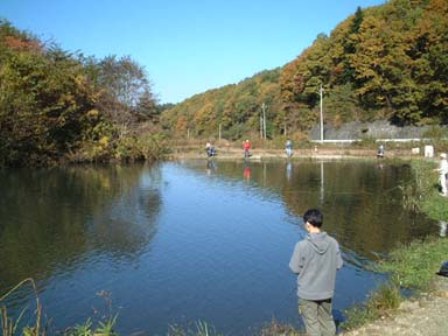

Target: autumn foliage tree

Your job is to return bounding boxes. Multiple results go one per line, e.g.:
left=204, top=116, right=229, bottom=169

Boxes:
left=0, top=19, right=161, bottom=166
left=161, top=69, right=282, bottom=140
left=0, top=22, right=99, bottom=165
left=282, top=0, right=448, bottom=126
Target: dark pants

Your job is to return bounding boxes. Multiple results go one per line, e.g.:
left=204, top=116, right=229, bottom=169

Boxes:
left=299, top=298, right=336, bottom=336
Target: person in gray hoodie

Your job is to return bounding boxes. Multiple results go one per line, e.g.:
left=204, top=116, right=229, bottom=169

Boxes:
left=289, top=208, right=343, bottom=336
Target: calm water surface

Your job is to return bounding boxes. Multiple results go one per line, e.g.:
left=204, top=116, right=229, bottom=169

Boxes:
left=0, top=160, right=440, bottom=335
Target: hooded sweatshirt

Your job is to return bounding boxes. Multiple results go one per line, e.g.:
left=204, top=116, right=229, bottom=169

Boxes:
left=289, top=232, right=343, bottom=300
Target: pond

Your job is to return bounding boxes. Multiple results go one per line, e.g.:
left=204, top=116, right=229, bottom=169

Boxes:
left=0, top=160, right=441, bottom=335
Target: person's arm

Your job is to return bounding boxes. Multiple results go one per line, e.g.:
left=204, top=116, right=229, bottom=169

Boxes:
left=289, top=242, right=304, bottom=274
left=435, top=164, right=444, bottom=172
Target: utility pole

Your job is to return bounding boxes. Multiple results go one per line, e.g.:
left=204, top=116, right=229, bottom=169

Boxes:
left=320, top=84, right=324, bottom=143
left=261, top=102, right=267, bottom=140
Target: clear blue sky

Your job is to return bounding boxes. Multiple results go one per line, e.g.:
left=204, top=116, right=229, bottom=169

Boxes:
left=1, top=0, right=385, bottom=104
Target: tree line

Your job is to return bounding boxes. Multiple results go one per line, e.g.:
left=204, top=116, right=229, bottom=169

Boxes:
left=162, top=0, right=448, bottom=141
left=0, top=19, right=166, bottom=167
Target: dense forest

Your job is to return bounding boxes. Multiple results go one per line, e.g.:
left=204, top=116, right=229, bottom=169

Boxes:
left=161, top=69, right=283, bottom=141
left=162, top=0, right=448, bottom=141
left=0, top=19, right=167, bottom=167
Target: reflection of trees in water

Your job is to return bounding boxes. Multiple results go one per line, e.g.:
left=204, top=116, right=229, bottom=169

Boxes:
left=86, top=165, right=162, bottom=257
left=0, top=164, right=162, bottom=291
left=284, top=162, right=435, bottom=258
left=209, top=161, right=436, bottom=260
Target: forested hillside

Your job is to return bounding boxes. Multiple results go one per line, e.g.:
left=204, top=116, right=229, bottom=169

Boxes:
left=162, top=0, right=448, bottom=140
left=0, top=20, right=164, bottom=167
left=161, top=69, right=282, bottom=140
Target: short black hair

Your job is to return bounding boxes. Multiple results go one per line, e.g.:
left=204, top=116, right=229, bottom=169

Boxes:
left=303, top=208, right=323, bottom=228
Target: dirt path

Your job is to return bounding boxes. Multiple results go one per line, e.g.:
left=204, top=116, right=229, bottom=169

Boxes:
left=341, top=277, right=448, bottom=336
left=169, top=146, right=382, bottom=161
left=168, top=145, right=422, bottom=161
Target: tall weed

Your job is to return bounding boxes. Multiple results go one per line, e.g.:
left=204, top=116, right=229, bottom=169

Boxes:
left=0, top=278, right=44, bottom=336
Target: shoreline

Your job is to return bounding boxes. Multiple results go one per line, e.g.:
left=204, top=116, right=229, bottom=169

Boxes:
left=340, top=276, right=448, bottom=336
left=165, top=146, right=422, bottom=162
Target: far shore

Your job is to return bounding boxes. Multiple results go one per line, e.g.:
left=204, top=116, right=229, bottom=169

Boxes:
left=166, top=145, right=431, bottom=162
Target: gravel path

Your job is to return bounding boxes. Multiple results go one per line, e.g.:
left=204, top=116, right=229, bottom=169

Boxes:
left=341, top=277, right=448, bottom=336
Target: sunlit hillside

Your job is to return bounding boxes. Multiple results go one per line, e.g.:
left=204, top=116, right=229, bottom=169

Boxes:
left=162, top=0, right=448, bottom=140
